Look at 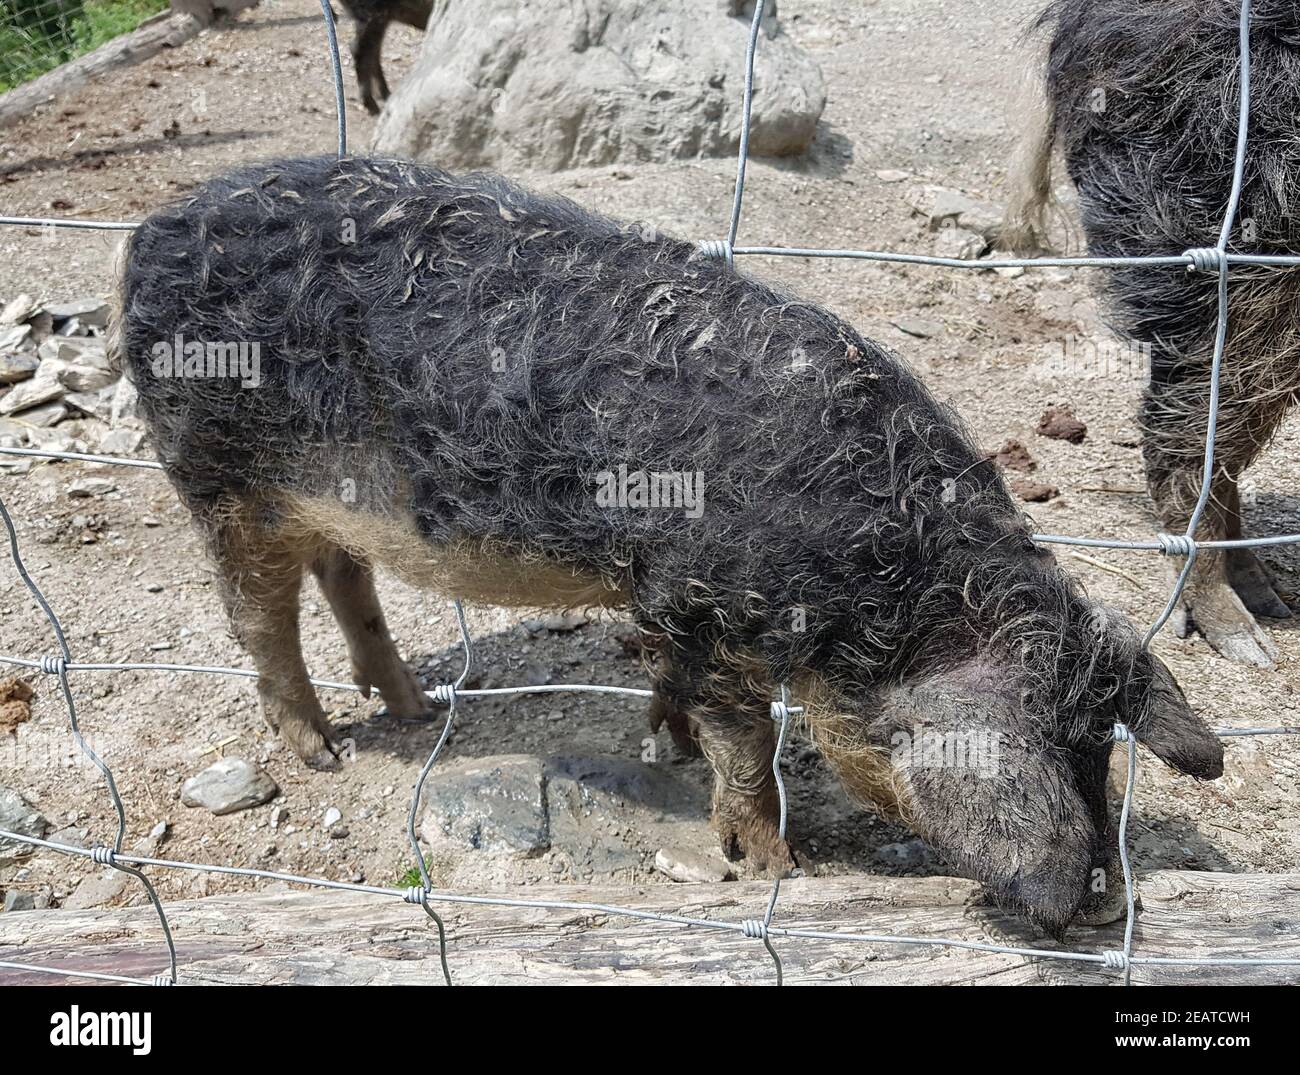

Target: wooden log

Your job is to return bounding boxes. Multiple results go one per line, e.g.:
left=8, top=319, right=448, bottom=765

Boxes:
left=0, top=12, right=208, bottom=132
left=1, top=870, right=1296, bottom=985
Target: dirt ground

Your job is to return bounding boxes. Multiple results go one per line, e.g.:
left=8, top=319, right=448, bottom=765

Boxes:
left=0, top=0, right=1297, bottom=929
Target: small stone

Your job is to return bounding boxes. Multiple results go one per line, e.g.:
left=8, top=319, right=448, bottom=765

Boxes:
left=0, top=786, right=49, bottom=867
left=3, top=890, right=36, bottom=912
left=67, top=477, right=117, bottom=498
left=97, top=428, right=145, bottom=455
left=43, top=298, right=109, bottom=329
left=38, top=336, right=109, bottom=368
left=0, top=294, right=37, bottom=326
left=144, top=582, right=164, bottom=593
left=905, top=185, right=1003, bottom=240
left=0, top=350, right=39, bottom=386
left=1036, top=405, right=1088, bottom=444
left=181, top=758, right=279, bottom=816
left=269, top=806, right=287, bottom=829
left=110, top=378, right=140, bottom=427
left=57, top=365, right=116, bottom=394
left=875, top=168, right=911, bottom=183
left=19, top=401, right=69, bottom=428
left=323, top=806, right=342, bottom=829
left=873, top=839, right=931, bottom=869
left=653, top=846, right=734, bottom=883
left=63, top=869, right=130, bottom=911
left=0, top=374, right=64, bottom=416
left=934, top=225, right=986, bottom=261
left=523, top=611, right=589, bottom=633
left=995, top=266, right=1026, bottom=279
left=329, top=825, right=350, bottom=840
left=63, top=387, right=114, bottom=423
left=891, top=317, right=943, bottom=340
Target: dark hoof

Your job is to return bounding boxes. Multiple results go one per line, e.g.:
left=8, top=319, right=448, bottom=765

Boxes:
left=305, top=747, right=341, bottom=772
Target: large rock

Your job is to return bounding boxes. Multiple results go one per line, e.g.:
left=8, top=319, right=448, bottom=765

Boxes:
left=421, top=753, right=706, bottom=877
left=181, top=758, right=278, bottom=816
left=373, top=0, right=826, bottom=172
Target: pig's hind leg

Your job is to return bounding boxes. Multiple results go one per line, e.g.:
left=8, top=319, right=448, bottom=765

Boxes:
left=1223, top=482, right=1291, bottom=620
left=207, top=510, right=341, bottom=771
left=1141, top=301, right=1298, bottom=667
left=311, top=545, right=434, bottom=720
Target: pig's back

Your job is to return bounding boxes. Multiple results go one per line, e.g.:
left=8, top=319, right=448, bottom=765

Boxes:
left=120, top=155, right=995, bottom=591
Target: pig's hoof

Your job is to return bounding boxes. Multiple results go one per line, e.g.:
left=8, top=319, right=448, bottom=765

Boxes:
left=1227, top=548, right=1293, bottom=620
left=718, top=824, right=802, bottom=879
left=355, top=661, right=435, bottom=721
left=1075, top=888, right=1140, bottom=927
left=1176, top=584, right=1279, bottom=668
left=305, top=748, right=341, bottom=772
left=295, top=734, right=342, bottom=772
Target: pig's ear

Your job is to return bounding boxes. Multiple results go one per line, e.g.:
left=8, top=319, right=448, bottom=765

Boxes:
left=1132, top=655, right=1223, bottom=779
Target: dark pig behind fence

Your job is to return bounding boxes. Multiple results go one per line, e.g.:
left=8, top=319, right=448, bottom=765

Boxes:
left=1004, top=0, right=1300, bottom=668
left=114, top=154, right=1223, bottom=934
left=337, top=0, right=433, bottom=115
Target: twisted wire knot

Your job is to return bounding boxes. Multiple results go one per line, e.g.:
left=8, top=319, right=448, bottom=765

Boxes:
left=151, top=975, right=174, bottom=987
left=1184, top=247, right=1225, bottom=273
left=89, top=845, right=117, bottom=866
left=1112, top=723, right=1132, bottom=744
left=698, top=239, right=735, bottom=267
left=429, top=683, right=457, bottom=705
left=741, top=919, right=769, bottom=939
left=403, top=886, right=428, bottom=905
left=769, top=699, right=803, bottom=723
left=1156, top=532, right=1195, bottom=557
left=38, top=655, right=67, bottom=675
left=1103, top=950, right=1130, bottom=970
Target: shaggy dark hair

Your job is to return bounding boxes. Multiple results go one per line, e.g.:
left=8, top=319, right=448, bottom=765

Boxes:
left=117, top=154, right=1221, bottom=931
left=1006, top=0, right=1300, bottom=667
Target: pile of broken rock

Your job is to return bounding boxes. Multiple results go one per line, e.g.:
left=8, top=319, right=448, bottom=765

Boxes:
left=0, top=293, right=145, bottom=472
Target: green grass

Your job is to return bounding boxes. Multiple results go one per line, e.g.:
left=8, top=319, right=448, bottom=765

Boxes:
left=396, top=859, right=435, bottom=888
left=0, top=0, right=169, bottom=94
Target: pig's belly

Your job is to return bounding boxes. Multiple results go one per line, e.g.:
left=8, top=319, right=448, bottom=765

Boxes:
left=282, top=493, right=629, bottom=610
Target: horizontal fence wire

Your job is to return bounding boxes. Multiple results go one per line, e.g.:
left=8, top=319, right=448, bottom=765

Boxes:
left=0, top=0, right=1297, bottom=986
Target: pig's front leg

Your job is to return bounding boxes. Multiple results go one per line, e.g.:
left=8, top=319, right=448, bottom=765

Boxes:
left=644, top=646, right=703, bottom=757
left=693, top=704, right=801, bottom=879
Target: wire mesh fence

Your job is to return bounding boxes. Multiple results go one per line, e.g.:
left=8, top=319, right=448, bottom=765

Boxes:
left=0, top=0, right=169, bottom=93
left=0, top=0, right=1298, bottom=987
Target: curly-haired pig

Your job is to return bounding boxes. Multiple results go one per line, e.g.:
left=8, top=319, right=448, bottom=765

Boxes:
left=1004, top=0, right=1300, bottom=667
left=113, top=155, right=1224, bottom=934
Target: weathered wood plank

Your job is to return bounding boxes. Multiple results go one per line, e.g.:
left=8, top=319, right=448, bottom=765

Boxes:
left=0, top=13, right=207, bottom=132
left=0, top=871, right=1296, bottom=985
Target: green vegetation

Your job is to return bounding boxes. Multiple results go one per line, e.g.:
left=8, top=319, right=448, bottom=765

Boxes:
left=0, top=0, right=169, bottom=93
